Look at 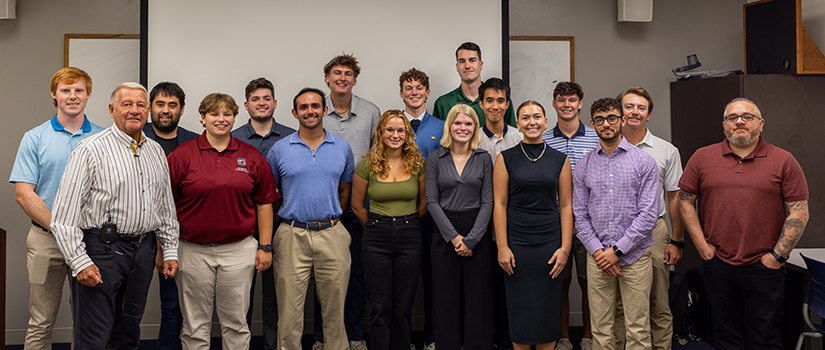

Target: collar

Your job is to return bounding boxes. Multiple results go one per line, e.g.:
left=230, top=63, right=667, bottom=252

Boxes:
left=110, top=125, right=146, bottom=153
left=289, top=129, right=336, bottom=145
left=196, top=133, right=239, bottom=151
left=482, top=124, right=511, bottom=138
left=455, top=85, right=480, bottom=103
left=597, top=136, right=632, bottom=155
left=721, top=136, right=767, bottom=160
left=326, top=94, right=362, bottom=119
left=636, top=128, right=655, bottom=147
left=551, top=122, right=586, bottom=139
left=403, top=110, right=427, bottom=121
left=51, top=114, right=93, bottom=133
left=434, top=146, right=489, bottom=158
left=239, top=119, right=283, bottom=139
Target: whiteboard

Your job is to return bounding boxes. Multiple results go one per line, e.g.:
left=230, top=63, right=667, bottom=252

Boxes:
left=509, top=36, right=574, bottom=123
left=147, top=0, right=504, bottom=132
left=66, top=34, right=140, bottom=128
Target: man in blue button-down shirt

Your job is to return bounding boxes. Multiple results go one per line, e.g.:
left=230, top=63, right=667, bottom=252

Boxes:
left=572, top=97, right=660, bottom=350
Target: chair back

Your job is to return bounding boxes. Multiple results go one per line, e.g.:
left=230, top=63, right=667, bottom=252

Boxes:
left=802, top=254, right=825, bottom=319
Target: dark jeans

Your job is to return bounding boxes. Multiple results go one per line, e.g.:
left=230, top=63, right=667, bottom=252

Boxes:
left=362, top=212, right=423, bottom=350
left=314, top=208, right=366, bottom=342
left=703, top=256, right=785, bottom=350
left=73, top=232, right=156, bottom=350
left=157, top=274, right=183, bottom=350
left=431, top=209, right=495, bottom=350
left=247, top=233, right=278, bottom=350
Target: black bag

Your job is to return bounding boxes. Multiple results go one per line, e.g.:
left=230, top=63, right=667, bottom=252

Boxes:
left=669, top=271, right=702, bottom=345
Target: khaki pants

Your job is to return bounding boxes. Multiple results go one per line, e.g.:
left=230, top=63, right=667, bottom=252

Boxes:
left=274, top=222, right=351, bottom=350
left=177, top=236, right=257, bottom=350
left=614, top=218, right=673, bottom=350
left=26, top=225, right=71, bottom=350
left=587, top=248, right=652, bottom=350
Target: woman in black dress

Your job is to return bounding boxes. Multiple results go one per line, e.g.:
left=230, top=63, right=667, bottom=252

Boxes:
left=492, top=100, right=573, bottom=350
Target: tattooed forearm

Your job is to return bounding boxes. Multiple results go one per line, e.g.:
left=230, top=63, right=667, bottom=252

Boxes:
left=679, top=190, right=696, bottom=201
left=774, top=200, right=809, bottom=257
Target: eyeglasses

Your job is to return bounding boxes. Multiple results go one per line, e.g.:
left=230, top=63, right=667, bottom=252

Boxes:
left=384, top=127, right=407, bottom=135
left=592, top=114, right=621, bottom=125
left=723, top=113, right=760, bottom=123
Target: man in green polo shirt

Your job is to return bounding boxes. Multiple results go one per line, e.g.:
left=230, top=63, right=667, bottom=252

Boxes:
left=432, top=41, right=516, bottom=127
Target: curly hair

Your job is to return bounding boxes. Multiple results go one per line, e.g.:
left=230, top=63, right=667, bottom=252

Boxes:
left=363, top=110, right=423, bottom=178
left=323, top=53, right=361, bottom=79
left=590, top=97, right=622, bottom=117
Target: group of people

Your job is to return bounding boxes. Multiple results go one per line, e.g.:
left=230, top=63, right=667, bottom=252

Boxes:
left=10, top=40, right=809, bottom=350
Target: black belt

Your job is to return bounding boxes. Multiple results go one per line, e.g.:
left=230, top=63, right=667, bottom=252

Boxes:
left=283, top=218, right=338, bottom=231
left=32, top=221, right=48, bottom=231
left=82, top=228, right=153, bottom=244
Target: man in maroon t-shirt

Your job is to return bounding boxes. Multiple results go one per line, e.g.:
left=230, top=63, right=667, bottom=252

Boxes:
left=678, top=97, right=809, bottom=350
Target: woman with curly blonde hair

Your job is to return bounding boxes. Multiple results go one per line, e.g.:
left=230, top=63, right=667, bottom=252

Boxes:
left=352, top=109, right=427, bottom=350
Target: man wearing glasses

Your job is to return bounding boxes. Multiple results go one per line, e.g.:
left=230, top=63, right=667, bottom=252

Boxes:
left=572, top=97, right=660, bottom=350
left=678, top=98, right=809, bottom=350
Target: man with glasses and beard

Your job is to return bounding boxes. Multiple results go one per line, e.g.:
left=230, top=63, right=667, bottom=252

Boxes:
left=678, top=98, right=809, bottom=350
left=572, top=97, right=659, bottom=350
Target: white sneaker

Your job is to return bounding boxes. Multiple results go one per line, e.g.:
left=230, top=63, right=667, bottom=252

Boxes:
left=580, top=338, right=594, bottom=350
left=349, top=340, right=368, bottom=350
left=555, top=338, right=573, bottom=350
left=424, top=343, right=435, bottom=350
left=312, top=341, right=325, bottom=350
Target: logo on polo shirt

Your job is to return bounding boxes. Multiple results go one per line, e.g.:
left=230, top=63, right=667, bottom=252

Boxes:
left=235, top=158, right=249, bottom=173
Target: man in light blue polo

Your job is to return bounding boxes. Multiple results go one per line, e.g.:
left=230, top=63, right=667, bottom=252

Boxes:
left=266, top=87, right=355, bottom=350
left=10, top=67, right=104, bottom=350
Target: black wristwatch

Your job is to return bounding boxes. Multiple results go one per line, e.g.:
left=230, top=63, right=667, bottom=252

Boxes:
left=669, top=239, right=686, bottom=249
left=612, top=246, right=624, bottom=258
left=770, top=251, right=787, bottom=263
left=258, top=244, right=273, bottom=253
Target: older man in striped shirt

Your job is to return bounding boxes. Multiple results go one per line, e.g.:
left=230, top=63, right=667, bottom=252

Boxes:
left=572, top=97, right=660, bottom=350
left=51, top=82, right=180, bottom=350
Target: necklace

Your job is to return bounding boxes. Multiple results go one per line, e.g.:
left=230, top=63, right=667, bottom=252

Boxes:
left=388, top=159, right=402, bottom=169
left=520, top=142, right=546, bottom=162
left=334, top=101, right=351, bottom=116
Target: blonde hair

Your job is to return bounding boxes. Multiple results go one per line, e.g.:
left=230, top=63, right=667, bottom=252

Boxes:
left=440, top=104, right=482, bottom=150
left=363, top=110, right=424, bottom=178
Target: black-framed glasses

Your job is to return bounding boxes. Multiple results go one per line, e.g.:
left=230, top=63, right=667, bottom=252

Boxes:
left=723, top=113, right=760, bottom=123
left=592, top=114, right=621, bottom=125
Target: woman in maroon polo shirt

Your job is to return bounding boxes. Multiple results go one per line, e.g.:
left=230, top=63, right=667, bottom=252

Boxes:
left=167, top=93, right=278, bottom=350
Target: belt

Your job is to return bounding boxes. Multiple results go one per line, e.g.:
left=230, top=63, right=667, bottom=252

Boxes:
left=32, top=220, right=48, bottom=231
left=83, top=229, right=153, bottom=244
left=283, top=219, right=338, bottom=230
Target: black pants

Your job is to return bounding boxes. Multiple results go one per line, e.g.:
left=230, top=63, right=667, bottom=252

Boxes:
left=703, top=256, right=785, bottom=350
left=431, top=209, right=495, bottom=350
left=362, top=212, right=423, bottom=350
left=73, top=232, right=156, bottom=350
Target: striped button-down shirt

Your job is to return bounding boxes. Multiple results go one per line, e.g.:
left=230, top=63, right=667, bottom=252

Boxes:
left=572, top=137, right=660, bottom=265
left=542, top=122, right=600, bottom=171
left=51, top=125, right=179, bottom=276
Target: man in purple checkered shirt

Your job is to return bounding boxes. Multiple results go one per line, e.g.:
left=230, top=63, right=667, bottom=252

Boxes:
left=572, top=97, right=660, bottom=350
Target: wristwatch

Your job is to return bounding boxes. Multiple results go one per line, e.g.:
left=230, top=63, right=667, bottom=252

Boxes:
left=669, top=239, right=686, bottom=249
left=258, top=244, right=273, bottom=253
left=770, top=251, right=787, bottom=263
left=612, top=246, right=624, bottom=258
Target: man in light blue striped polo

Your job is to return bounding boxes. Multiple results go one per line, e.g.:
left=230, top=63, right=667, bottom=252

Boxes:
left=541, top=82, right=599, bottom=350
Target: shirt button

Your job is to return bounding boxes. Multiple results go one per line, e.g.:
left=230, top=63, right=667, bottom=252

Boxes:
left=739, top=161, right=742, bottom=164
left=609, top=189, right=613, bottom=193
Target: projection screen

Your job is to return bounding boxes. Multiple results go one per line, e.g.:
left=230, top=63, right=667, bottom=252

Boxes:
left=145, top=0, right=505, bottom=132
